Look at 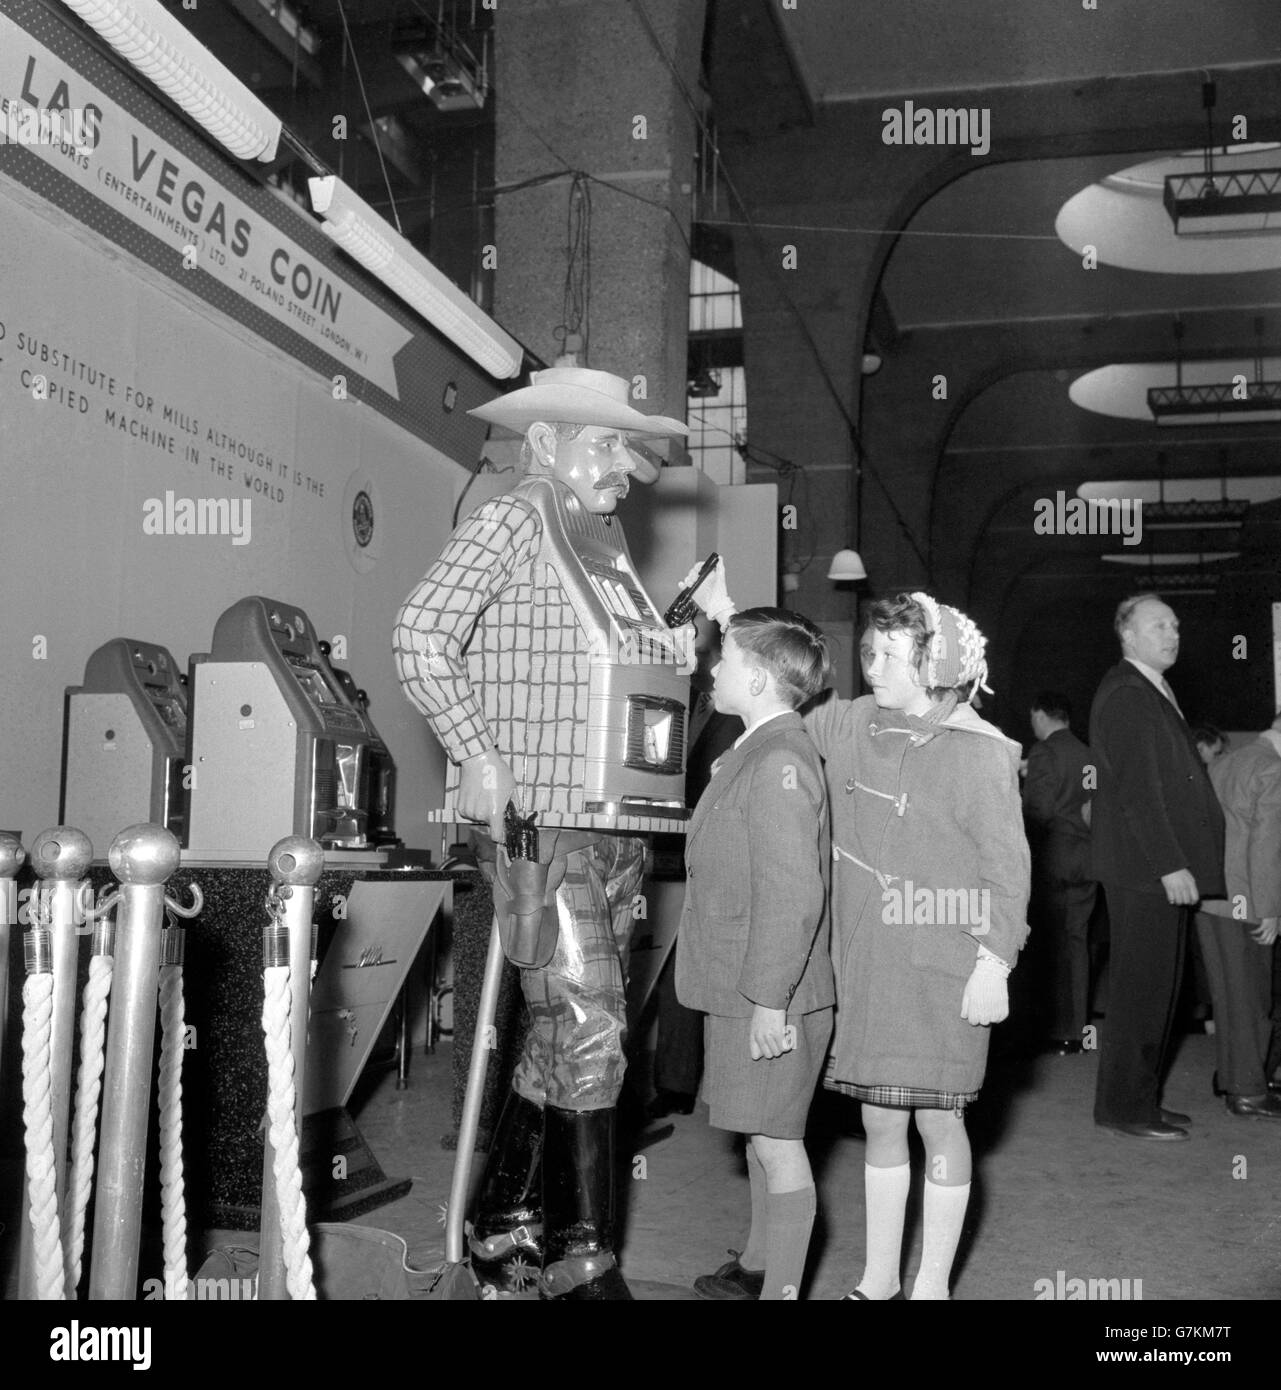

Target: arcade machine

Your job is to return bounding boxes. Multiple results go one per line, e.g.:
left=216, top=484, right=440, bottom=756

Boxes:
left=61, top=639, right=189, bottom=858
left=184, top=596, right=388, bottom=864
left=317, top=642, right=399, bottom=850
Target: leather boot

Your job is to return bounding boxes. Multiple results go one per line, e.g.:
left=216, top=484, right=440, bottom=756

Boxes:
left=540, top=1105, right=633, bottom=1300
left=468, top=1090, right=545, bottom=1293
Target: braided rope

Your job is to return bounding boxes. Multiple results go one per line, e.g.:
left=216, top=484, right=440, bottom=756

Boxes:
left=157, top=962, right=189, bottom=1301
left=22, top=973, right=66, bottom=1300
left=261, top=964, right=315, bottom=1300
left=63, top=953, right=113, bottom=1293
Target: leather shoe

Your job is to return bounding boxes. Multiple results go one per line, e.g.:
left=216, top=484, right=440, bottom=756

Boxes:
left=1095, top=1119, right=1189, bottom=1141
left=1160, top=1108, right=1191, bottom=1126
left=693, top=1250, right=764, bottom=1300
left=1226, top=1093, right=1281, bottom=1119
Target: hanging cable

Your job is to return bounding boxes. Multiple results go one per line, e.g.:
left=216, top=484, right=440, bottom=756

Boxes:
left=335, top=0, right=403, bottom=233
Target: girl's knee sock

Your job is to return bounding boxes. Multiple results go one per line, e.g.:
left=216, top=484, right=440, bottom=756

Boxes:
left=910, top=1179, right=971, bottom=1300
left=856, top=1161, right=910, bottom=1299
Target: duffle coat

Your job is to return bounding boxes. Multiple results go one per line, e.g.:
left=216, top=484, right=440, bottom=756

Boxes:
left=803, top=692, right=1031, bottom=1095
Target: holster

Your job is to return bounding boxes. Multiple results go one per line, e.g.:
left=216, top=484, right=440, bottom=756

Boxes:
left=471, top=828, right=602, bottom=969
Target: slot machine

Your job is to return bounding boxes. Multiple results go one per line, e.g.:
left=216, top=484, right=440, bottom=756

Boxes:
left=184, top=597, right=385, bottom=863
left=61, top=639, right=189, bottom=857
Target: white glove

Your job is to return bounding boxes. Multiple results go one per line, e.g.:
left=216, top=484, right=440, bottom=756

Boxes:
left=679, top=556, right=736, bottom=627
left=961, top=954, right=1010, bottom=1026
left=1252, top=916, right=1280, bottom=946
left=673, top=621, right=698, bottom=676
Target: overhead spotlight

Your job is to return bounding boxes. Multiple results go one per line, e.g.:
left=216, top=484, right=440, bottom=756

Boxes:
left=827, top=549, right=867, bottom=582
left=308, top=175, right=522, bottom=379
left=56, top=0, right=282, bottom=161
left=1148, top=317, right=1281, bottom=423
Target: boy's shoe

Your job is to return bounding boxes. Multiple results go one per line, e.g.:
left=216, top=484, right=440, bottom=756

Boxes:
left=693, top=1250, right=765, bottom=1300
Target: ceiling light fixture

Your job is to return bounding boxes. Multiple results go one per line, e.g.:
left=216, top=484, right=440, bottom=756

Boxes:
left=56, top=0, right=282, bottom=161
left=308, top=175, right=522, bottom=379
left=1148, top=317, right=1281, bottom=424
left=1165, top=80, right=1281, bottom=235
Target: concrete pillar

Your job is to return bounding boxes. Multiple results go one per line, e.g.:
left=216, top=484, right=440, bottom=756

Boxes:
left=493, top=0, right=705, bottom=446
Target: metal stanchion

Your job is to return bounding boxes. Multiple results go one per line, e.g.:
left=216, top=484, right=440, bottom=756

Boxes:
left=258, top=836, right=322, bottom=1301
left=18, top=829, right=94, bottom=1299
left=0, top=832, right=25, bottom=1094
left=87, top=825, right=199, bottom=1300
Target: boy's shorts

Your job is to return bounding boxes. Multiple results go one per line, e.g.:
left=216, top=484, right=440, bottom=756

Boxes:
left=701, top=1006, right=834, bottom=1138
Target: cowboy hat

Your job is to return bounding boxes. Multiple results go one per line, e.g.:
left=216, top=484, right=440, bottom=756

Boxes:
left=469, top=367, right=687, bottom=441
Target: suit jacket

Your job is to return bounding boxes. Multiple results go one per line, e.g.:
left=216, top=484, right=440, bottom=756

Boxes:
left=1023, top=726, right=1094, bottom=884
left=675, top=710, right=834, bottom=1018
left=1087, top=660, right=1225, bottom=896
left=1200, top=735, right=1281, bottom=923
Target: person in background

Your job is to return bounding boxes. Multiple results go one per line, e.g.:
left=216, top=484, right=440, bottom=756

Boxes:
left=1194, top=710, right=1281, bottom=1119
left=1022, top=691, right=1097, bottom=1055
left=1088, top=594, right=1225, bottom=1142
left=676, top=608, right=834, bottom=1301
left=1193, top=724, right=1228, bottom=767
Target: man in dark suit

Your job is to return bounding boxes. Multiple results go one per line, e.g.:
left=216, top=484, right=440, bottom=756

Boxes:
left=1023, top=692, right=1097, bottom=1054
left=1089, top=594, right=1225, bottom=1140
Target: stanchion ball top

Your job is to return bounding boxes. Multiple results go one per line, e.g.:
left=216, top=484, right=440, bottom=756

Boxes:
left=108, top=824, right=181, bottom=884
left=268, top=836, right=324, bottom=886
left=31, top=826, right=93, bottom=881
left=0, top=832, right=27, bottom=877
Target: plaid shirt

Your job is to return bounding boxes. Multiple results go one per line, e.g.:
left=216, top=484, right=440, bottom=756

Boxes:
left=393, top=489, right=593, bottom=819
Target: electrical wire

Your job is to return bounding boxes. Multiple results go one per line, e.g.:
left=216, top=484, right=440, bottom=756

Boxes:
left=624, top=0, right=929, bottom=572
left=335, top=0, right=403, bottom=233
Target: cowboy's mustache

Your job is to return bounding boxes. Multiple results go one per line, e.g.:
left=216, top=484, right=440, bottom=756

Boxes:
left=595, top=471, right=630, bottom=491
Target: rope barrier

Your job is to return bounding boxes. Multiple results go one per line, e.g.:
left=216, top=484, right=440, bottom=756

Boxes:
left=157, top=925, right=188, bottom=1301
left=64, top=950, right=113, bottom=1294
left=22, top=957, right=67, bottom=1301
left=261, top=958, right=315, bottom=1300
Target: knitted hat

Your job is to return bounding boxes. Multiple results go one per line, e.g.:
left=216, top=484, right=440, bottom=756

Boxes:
left=909, top=592, right=992, bottom=702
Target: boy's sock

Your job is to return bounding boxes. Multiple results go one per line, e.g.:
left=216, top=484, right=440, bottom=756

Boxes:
left=739, top=1144, right=769, bottom=1270
left=910, top=1179, right=970, bottom=1300
left=855, top=1161, right=910, bottom=1299
left=759, top=1184, right=816, bottom=1300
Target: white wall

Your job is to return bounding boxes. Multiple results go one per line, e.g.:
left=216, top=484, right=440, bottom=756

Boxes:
left=0, top=176, right=465, bottom=853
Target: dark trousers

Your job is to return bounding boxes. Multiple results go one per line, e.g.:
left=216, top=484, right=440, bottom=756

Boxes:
left=1194, top=910, right=1274, bottom=1097
left=1094, top=885, right=1186, bottom=1125
left=1031, top=874, right=1097, bottom=1041
left=652, top=951, right=703, bottom=1098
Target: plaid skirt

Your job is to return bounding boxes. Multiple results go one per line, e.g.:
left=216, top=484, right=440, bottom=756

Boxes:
left=823, top=1057, right=976, bottom=1112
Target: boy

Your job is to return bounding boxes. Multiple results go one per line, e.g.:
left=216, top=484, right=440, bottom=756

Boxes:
left=675, top=607, right=834, bottom=1300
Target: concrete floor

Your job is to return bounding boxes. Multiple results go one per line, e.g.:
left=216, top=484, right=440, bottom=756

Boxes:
left=349, top=1027, right=1281, bottom=1303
